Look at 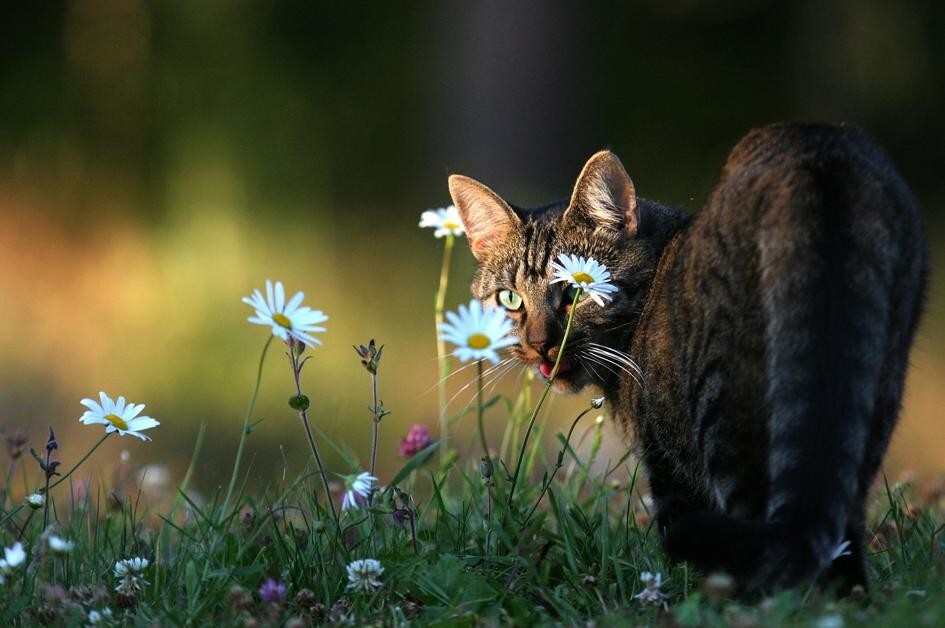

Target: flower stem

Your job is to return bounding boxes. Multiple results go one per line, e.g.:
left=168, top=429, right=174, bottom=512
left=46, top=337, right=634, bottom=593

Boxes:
left=520, top=403, right=596, bottom=528
left=506, top=288, right=582, bottom=509
left=369, top=371, right=380, bottom=478
left=435, top=234, right=455, bottom=465
left=222, top=335, right=273, bottom=519
left=287, top=344, right=341, bottom=532
left=45, top=433, right=110, bottom=494
left=476, top=359, right=489, bottom=459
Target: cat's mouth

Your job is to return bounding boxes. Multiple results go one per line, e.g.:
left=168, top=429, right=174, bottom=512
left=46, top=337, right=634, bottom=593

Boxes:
left=538, top=359, right=573, bottom=380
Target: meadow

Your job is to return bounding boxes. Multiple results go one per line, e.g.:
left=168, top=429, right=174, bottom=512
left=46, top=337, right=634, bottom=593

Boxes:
left=1, top=219, right=943, bottom=627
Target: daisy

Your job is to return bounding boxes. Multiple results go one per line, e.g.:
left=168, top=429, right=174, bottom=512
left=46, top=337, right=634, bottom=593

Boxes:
left=440, top=299, right=517, bottom=365
left=341, top=471, right=377, bottom=510
left=242, top=280, right=328, bottom=349
left=635, top=571, right=668, bottom=606
left=48, top=535, right=74, bottom=554
left=79, top=392, right=159, bottom=441
left=419, top=205, right=465, bottom=238
left=26, top=493, right=45, bottom=509
left=0, top=542, right=26, bottom=573
left=549, top=253, right=619, bottom=306
left=346, top=558, right=384, bottom=593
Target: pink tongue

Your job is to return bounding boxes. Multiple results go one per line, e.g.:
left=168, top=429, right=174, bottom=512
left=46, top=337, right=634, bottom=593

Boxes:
left=539, top=363, right=553, bottom=378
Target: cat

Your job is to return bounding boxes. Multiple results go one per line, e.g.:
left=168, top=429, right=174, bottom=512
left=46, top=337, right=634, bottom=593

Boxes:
left=446, top=123, right=928, bottom=593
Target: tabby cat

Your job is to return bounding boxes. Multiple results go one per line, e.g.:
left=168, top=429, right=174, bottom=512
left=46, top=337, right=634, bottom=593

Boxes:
left=447, top=123, right=928, bottom=592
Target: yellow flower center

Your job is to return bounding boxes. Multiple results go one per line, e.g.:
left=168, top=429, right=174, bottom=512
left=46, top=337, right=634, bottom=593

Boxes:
left=467, top=333, right=491, bottom=350
left=105, top=413, right=129, bottom=431
left=272, top=313, right=292, bottom=329
left=572, top=272, right=594, bottom=284
left=443, top=220, right=460, bottom=230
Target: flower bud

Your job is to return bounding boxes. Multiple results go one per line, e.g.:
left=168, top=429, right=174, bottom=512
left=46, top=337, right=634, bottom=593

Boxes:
left=288, top=394, right=310, bottom=411
left=479, top=457, right=494, bottom=479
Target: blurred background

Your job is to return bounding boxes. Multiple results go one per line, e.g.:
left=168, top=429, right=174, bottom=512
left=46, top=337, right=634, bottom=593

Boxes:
left=1, top=1, right=943, bottom=499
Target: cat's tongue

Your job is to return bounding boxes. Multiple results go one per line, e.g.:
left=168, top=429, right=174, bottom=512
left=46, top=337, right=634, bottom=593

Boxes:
left=539, top=360, right=569, bottom=379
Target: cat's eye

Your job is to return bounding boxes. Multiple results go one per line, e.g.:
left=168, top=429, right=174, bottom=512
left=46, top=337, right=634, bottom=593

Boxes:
left=498, top=289, right=523, bottom=311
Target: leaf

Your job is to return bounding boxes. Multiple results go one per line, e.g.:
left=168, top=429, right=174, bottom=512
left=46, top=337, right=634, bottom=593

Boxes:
left=389, top=441, right=441, bottom=487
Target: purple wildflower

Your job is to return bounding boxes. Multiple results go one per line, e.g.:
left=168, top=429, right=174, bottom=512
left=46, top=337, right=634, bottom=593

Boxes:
left=259, top=578, right=287, bottom=604
left=399, top=424, right=433, bottom=457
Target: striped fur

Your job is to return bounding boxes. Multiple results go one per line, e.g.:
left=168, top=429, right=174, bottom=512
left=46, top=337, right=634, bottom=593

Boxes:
left=449, top=123, right=928, bottom=593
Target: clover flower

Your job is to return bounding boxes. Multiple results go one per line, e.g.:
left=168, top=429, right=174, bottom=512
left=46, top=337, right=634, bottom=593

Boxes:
left=399, top=424, right=433, bottom=457
left=549, top=253, right=619, bottom=306
left=114, top=557, right=149, bottom=595
left=48, top=535, right=74, bottom=554
left=341, top=472, right=377, bottom=510
left=26, top=493, right=45, bottom=509
left=259, top=578, right=287, bottom=604
left=243, top=280, right=328, bottom=349
left=0, top=542, right=26, bottom=574
left=346, top=558, right=384, bottom=593
left=87, top=608, right=112, bottom=625
left=419, top=205, right=465, bottom=238
left=635, top=571, right=668, bottom=606
left=440, top=299, right=517, bottom=365
left=79, top=393, right=160, bottom=441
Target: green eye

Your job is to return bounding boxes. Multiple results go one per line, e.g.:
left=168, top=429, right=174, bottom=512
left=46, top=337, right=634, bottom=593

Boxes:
left=498, top=289, right=523, bottom=311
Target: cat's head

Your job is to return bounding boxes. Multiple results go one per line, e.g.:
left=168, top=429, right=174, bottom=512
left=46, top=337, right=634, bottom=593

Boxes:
left=448, top=151, right=657, bottom=393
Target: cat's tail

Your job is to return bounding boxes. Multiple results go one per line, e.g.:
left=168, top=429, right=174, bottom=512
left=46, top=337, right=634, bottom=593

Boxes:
left=671, top=125, right=928, bottom=592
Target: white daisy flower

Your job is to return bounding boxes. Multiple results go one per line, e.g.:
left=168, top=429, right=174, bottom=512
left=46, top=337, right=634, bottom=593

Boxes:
left=79, top=392, right=159, bottom=441
left=48, top=535, right=75, bottom=554
left=346, top=558, right=384, bottom=593
left=26, top=493, right=45, bottom=509
left=419, top=205, right=465, bottom=238
left=549, top=253, right=619, bottom=306
left=634, top=571, right=668, bottom=606
left=440, top=299, right=518, bottom=365
left=341, top=471, right=377, bottom=510
left=0, top=542, right=26, bottom=573
left=242, top=280, right=328, bottom=349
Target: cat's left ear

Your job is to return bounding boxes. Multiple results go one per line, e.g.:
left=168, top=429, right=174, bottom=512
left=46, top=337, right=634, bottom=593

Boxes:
left=566, top=151, right=639, bottom=236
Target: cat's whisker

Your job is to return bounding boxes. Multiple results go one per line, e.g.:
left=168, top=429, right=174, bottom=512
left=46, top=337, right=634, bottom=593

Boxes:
left=586, top=342, right=645, bottom=377
left=444, top=358, right=515, bottom=410
left=484, top=359, right=520, bottom=396
left=577, top=353, right=609, bottom=384
left=585, top=348, right=644, bottom=388
left=418, top=358, right=488, bottom=397
left=577, top=350, right=622, bottom=383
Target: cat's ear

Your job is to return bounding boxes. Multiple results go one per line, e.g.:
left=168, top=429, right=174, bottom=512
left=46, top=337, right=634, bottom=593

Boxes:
left=448, top=174, right=521, bottom=261
left=567, top=151, right=639, bottom=236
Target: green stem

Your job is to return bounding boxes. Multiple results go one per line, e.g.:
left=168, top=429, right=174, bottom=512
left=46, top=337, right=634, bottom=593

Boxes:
left=520, top=404, right=596, bottom=528
left=221, top=335, right=273, bottom=519
left=476, top=359, right=489, bottom=458
left=435, top=234, right=455, bottom=465
left=369, top=371, right=380, bottom=477
left=45, top=433, right=110, bottom=493
left=506, top=288, right=582, bottom=509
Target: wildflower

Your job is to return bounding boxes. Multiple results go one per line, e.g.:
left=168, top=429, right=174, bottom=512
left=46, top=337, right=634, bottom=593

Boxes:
left=341, top=472, right=377, bottom=510
left=354, top=338, right=384, bottom=374
left=3, top=429, right=29, bottom=459
left=440, top=299, right=517, bottom=365
left=242, top=280, right=328, bottom=350
left=48, top=535, right=75, bottom=554
left=549, top=253, right=619, bottom=306
left=635, top=571, right=668, bottom=606
left=346, top=558, right=384, bottom=593
left=26, top=493, right=45, bottom=509
left=258, top=578, right=287, bottom=604
left=830, top=539, right=852, bottom=561
left=79, top=392, right=159, bottom=441
left=114, top=557, right=149, bottom=595
left=399, top=424, right=433, bottom=457
left=591, top=396, right=605, bottom=409
left=0, top=542, right=26, bottom=573
left=419, top=205, right=465, bottom=238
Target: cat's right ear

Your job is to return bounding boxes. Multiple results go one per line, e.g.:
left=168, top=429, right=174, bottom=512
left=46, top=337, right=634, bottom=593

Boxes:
left=448, top=174, right=521, bottom=261
left=566, top=151, right=640, bottom=236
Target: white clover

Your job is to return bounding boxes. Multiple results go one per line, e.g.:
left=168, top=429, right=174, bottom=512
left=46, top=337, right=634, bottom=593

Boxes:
left=87, top=608, right=112, bottom=625
left=48, top=535, right=75, bottom=554
left=114, top=557, right=149, bottom=595
left=342, top=471, right=377, bottom=511
left=635, top=571, right=668, bottom=606
left=419, top=205, right=465, bottom=238
left=346, top=558, right=384, bottom=593
left=26, top=493, right=45, bottom=509
left=79, top=392, right=160, bottom=441
left=243, top=280, right=328, bottom=349
left=440, top=299, right=518, bottom=365
left=549, top=253, right=619, bottom=306
left=0, top=542, right=26, bottom=573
